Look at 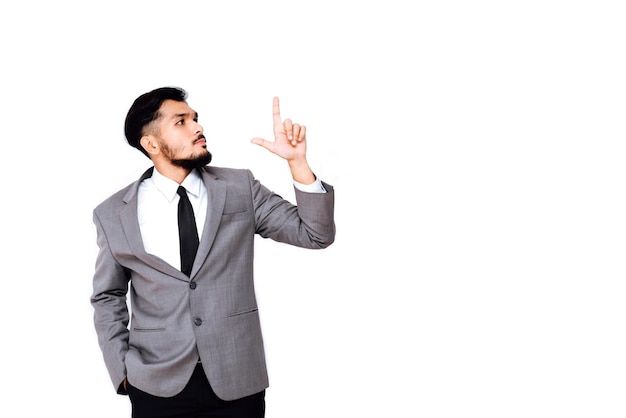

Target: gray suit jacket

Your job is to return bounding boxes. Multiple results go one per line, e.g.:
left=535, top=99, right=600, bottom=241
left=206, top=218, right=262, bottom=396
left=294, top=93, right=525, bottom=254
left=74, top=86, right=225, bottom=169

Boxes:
left=91, top=166, right=335, bottom=400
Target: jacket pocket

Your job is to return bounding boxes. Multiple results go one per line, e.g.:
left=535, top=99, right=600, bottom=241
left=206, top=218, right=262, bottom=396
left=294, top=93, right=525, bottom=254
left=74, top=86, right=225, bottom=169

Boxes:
left=227, top=307, right=258, bottom=318
left=132, top=327, right=166, bottom=332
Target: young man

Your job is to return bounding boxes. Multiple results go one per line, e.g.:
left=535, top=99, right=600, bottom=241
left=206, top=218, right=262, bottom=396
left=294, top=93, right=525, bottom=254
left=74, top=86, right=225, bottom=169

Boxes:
left=91, top=87, right=335, bottom=417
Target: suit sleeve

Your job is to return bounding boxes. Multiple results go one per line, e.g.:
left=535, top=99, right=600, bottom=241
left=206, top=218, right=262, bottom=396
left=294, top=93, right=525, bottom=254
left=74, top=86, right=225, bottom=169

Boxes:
left=250, top=170, right=335, bottom=248
left=90, top=210, right=131, bottom=395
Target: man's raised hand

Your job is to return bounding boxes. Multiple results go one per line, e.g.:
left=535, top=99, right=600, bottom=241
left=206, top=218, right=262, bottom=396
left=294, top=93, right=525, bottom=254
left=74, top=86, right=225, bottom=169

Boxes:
left=251, top=96, right=307, bottom=162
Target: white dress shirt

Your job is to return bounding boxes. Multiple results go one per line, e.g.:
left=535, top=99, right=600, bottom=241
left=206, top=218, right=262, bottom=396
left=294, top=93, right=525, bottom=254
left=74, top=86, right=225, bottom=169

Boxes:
left=137, top=168, right=325, bottom=271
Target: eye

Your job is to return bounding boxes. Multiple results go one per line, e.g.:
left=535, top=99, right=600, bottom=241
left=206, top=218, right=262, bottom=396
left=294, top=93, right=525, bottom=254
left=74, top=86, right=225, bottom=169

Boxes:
left=176, top=119, right=184, bottom=125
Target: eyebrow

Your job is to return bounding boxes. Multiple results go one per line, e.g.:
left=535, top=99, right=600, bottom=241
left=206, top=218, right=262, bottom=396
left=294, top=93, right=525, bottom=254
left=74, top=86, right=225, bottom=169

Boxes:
left=170, top=111, right=199, bottom=120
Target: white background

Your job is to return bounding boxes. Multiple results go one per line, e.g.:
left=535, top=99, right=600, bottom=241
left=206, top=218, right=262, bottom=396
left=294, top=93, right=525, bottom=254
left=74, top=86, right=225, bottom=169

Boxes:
left=1, top=1, right=625, bottom=417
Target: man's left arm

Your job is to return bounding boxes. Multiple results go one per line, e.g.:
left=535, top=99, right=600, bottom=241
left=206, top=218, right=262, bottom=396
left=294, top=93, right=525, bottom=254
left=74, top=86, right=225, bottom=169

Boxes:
left=250, top=96, right=335, bottom=247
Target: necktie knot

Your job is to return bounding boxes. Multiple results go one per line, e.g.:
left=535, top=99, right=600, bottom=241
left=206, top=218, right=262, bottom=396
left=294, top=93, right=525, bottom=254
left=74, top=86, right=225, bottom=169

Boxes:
left=177, top=185, right=199, bottom=276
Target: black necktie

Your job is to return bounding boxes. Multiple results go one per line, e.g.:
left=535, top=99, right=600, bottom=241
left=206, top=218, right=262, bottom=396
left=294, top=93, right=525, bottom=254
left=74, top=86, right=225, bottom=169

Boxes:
left=177, top=186, right=199, bottom=276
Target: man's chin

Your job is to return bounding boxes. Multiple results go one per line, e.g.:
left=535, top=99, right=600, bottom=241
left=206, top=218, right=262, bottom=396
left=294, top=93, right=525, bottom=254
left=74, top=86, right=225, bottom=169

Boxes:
left=171, top=152, right=213, bottom=170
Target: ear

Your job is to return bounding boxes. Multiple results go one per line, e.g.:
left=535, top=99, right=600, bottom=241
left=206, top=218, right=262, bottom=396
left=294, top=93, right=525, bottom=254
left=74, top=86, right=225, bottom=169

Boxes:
left=140, top=135, right=159, bottom=156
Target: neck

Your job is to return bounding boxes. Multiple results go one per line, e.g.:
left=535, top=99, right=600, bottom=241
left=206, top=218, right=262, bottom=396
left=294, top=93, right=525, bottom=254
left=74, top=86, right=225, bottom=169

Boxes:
left=153, top=162, right=191, bottom=185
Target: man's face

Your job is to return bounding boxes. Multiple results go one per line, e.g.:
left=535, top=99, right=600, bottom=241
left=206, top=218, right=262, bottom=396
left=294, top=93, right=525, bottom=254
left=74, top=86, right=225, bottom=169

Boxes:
left=151, top=99, right=211, bottom=168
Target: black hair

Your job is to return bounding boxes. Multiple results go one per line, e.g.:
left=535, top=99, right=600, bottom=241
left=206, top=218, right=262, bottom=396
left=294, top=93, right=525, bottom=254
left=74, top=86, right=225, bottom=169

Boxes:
left=124, top=87, right=188, bottom=158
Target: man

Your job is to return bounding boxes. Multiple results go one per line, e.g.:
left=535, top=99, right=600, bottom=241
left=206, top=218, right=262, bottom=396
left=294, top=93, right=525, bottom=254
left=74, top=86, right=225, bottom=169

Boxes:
left=91, top=87, right=335, bottom=417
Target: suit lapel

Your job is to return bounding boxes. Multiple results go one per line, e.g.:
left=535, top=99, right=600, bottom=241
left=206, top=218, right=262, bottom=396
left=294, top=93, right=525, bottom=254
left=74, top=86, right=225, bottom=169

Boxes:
left=120, top=167, right=189, bottom=281
left=190, top=168, right=226, bottom=278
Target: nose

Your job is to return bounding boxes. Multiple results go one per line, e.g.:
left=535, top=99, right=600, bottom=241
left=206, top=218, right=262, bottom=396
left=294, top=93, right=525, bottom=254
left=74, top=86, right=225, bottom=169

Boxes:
left=194, top=121, right=203, bottom=135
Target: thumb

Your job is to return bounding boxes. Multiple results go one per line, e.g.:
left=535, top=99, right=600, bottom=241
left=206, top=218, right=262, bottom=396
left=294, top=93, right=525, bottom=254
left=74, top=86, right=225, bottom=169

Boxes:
left=251, top=137, right=273, bottom=150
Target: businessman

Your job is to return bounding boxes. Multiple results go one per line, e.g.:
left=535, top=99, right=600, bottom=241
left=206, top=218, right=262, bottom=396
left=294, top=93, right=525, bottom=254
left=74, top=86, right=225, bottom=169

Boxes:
left=91, top=87, right=335, bottom=417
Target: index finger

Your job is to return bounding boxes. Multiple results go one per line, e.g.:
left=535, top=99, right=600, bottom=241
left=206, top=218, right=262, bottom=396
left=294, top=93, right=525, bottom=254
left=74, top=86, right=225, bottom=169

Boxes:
left=272, top=96, right=282, bottom=130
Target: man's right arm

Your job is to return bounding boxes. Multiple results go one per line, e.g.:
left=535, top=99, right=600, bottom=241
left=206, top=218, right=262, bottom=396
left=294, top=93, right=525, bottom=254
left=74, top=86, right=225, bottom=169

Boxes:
left=91, top=211, right=131, bottom=395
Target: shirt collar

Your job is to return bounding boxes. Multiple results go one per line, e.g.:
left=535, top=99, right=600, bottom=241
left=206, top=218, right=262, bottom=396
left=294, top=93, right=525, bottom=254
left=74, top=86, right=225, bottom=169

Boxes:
left=151, top=168, right=203, bottom=202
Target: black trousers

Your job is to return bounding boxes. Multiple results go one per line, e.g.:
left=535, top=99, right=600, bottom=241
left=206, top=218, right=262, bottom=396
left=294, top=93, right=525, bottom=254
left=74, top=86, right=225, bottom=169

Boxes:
left=127, top=364, right=265, bottom=418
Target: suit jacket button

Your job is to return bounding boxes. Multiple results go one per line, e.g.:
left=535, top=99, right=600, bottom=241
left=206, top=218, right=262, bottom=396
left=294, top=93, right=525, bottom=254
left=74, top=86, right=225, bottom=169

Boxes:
left=194, top=318, right=203, bottom=326
left=189, top=282, right=197, bottom=289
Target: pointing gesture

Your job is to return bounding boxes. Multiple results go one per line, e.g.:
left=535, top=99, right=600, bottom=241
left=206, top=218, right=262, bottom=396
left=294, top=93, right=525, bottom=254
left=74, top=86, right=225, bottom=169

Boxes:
left=251, top=97, right=307, bottom=162
left=251, top=96, right=316, bottom=185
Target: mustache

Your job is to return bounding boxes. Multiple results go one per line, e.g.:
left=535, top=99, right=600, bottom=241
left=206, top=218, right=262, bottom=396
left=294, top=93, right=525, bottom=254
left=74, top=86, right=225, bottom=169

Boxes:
left=194, top=134, right=206, bottom=143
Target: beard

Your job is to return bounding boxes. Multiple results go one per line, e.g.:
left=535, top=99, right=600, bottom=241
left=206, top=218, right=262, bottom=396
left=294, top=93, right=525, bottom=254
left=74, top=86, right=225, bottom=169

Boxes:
left=160, top=136, right=213, bottom=170
left=170, top=149, right=213, bottom=170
